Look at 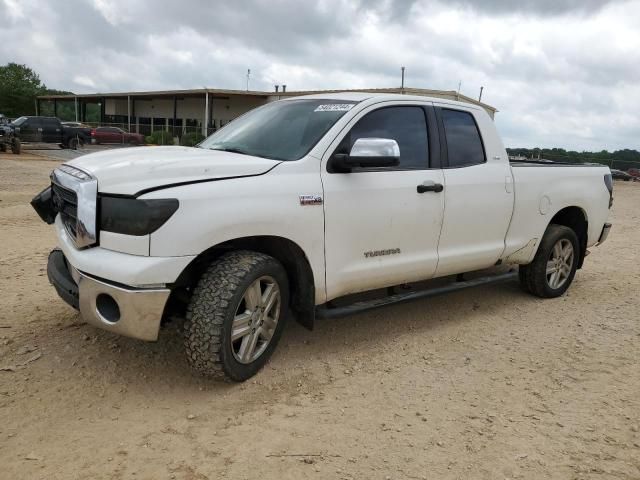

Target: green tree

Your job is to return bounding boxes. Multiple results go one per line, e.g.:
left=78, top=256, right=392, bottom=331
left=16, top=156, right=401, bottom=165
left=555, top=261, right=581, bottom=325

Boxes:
left=0, top=63, right=46, bottom=117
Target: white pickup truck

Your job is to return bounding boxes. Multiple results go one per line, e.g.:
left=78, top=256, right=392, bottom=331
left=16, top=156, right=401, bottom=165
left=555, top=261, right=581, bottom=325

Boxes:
left=32, top=93, right=613, bottom=381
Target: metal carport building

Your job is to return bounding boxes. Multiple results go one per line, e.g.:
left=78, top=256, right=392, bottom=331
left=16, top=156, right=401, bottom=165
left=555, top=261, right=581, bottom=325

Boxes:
left=36, top=87, right=497, bottom=138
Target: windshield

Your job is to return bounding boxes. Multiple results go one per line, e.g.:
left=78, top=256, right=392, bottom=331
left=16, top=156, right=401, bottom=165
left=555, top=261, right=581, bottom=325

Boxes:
left=11, top=116, right=27, bottom=126
left=198, top=99, right=358, bottom=161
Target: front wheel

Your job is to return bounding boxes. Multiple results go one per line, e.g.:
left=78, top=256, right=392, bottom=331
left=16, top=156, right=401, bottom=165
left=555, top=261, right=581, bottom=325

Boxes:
left=519, top=224, right=579, bottom=298
left=11, top=138, right=21, bottom=154
left=184, top=250, right=289, bottom=381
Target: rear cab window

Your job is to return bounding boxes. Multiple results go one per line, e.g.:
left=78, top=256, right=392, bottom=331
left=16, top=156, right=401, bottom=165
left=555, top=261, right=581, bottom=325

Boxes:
left=439, top=108, right=486, bottom=168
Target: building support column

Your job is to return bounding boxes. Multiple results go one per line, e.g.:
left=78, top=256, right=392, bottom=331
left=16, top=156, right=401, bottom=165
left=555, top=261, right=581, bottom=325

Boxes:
left=53, top=99, right=58, bottom=118
left=127, top=95, right=131, bottom=132
left=132, top=98, right=137, bottom=133
left=203, top=91, right=209, bottom=136
left=35, top=98, right=40, bottom=116
left=100, top=97, right=106, bottom=125
left=173, top=95, right=177, bottom=138
left=74, top=97, right=78, bottom=122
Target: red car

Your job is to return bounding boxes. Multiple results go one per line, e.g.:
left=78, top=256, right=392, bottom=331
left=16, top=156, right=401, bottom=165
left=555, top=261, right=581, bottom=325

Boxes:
left=91, top=127, right=145, bottom=145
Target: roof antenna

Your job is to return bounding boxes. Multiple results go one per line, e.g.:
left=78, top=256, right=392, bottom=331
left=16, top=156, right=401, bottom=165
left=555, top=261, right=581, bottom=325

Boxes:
left=479, top=86, right=484, bottom=102
left=401, top=66, right=405, bottom=93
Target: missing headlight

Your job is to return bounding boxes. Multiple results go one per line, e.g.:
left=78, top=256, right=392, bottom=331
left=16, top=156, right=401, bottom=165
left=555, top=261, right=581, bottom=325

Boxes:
left=100, top=196, right=179, bottom=236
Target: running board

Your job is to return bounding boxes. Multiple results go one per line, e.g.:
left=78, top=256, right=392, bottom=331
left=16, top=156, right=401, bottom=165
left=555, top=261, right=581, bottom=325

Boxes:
left=316, top=271, right=518, bottom=319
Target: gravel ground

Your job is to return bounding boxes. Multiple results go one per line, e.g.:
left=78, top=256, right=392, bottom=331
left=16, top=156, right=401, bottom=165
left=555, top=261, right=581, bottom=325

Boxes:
left=0, top=152, right=638, bottom=479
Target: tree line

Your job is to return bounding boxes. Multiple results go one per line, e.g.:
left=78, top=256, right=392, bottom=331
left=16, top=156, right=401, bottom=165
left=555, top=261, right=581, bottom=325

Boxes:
left=506, top=147, right=640, bottom=170
left=0, top=63, right=74, bottom=118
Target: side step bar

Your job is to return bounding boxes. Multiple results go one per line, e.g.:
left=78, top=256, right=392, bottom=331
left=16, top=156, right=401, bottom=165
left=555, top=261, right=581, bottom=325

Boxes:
left=316, top=271, right=518, bottom=319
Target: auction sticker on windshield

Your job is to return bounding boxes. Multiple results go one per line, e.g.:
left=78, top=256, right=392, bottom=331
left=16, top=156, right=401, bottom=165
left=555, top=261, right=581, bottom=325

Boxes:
left=314, top=104, right=355, bottom=112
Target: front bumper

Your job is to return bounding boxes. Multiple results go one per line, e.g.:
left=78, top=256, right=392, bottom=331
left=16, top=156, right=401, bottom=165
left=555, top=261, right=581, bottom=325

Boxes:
left=47, top=249, right=170, bottom=341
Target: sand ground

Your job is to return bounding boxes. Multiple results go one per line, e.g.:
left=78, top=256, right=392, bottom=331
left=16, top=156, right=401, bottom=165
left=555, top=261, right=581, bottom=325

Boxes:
left=0, top=152, right=638, bottom=479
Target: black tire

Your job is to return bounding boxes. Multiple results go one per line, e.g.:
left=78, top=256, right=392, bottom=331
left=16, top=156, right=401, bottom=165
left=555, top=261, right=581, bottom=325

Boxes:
left=519, top=224, right=579, bottom=298
left=0, top=143, right=6, bottom=153
left=184, top=250, right=289, bottom=381
left=68, top=137, right=82, bottom=150
left=11, top=138, right=21, bottom=155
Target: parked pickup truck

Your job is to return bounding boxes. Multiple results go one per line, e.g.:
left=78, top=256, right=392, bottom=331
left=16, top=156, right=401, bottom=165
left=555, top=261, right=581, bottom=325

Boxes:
left=31, top=93, right=613, bottom=381
left=0, top=113, right=21, bottom=154
left=10, top=116, right=91, bottom=149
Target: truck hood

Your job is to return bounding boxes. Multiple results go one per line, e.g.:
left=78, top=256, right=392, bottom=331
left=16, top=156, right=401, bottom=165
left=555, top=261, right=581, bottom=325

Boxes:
left=67, top=146, right=281, bottom=196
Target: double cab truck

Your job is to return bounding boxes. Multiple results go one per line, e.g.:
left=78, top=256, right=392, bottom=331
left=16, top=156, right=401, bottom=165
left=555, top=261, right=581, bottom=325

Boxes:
left=11, top=116, right=91, bottom=149
left=31, top=93, right=613, bottom=381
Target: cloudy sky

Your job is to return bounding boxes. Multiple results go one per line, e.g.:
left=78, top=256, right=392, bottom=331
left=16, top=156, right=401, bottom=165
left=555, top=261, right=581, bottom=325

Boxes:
left=1, top=0, right=639, bottom=150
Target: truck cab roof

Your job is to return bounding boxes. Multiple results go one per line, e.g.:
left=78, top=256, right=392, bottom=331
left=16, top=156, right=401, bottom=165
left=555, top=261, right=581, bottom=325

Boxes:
left=282, top=91, right=484, bottom=111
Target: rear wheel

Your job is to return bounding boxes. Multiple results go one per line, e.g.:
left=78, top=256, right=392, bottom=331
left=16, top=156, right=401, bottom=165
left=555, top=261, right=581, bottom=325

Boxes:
left=0, top=143, right=6, bottom=153
left=184, top=250, right=289, bottom=381
left=519, top=224, right=579, bottom=298
left=68, top=137, right=82, bottom=150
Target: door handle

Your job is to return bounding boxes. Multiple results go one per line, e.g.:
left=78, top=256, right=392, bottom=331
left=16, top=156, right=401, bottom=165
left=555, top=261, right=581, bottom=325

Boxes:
left=417, top=181, right=444, bottom=193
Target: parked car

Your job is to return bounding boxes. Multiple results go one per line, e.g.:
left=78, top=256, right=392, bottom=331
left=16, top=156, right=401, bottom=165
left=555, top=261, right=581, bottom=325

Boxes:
left=0, top=113, right=21, bottom=154
left=31, top=93, right=613, bottom=381
left=10, top=116, right=91, bottom=149
left=91, top=126, right=145, bottom=145
left=627, top=168, right=640, bottom=180
left=610, top=169, right=633, bottom=181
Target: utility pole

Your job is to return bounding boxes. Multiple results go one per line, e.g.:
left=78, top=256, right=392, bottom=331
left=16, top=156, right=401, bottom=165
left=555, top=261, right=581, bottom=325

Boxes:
left=246, top=69, right=251, bottom=91
left=401, top=66, right=405, bottom=93
left=478, top=86, right=484, bottom=102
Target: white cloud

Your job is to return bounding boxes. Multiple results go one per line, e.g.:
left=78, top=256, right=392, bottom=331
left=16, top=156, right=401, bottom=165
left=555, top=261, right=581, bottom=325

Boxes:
left=72, top=75, right=98, bottom=89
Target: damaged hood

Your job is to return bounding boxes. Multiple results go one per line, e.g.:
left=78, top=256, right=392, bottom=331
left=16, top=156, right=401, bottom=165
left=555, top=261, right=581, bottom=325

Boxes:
left=67, top=146, right=281, bottom=196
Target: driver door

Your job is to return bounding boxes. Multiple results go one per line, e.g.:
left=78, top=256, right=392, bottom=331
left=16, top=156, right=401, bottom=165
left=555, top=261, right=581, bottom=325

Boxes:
left=321, top=103, right=445, bottom=301
left=21, top=118, right=42, bottom=143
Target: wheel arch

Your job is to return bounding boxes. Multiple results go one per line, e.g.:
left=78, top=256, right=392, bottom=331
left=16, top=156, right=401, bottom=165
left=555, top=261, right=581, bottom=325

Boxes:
left=172, top=235, right=316, bottom=330
left=547, top=206, right=588, bottom=269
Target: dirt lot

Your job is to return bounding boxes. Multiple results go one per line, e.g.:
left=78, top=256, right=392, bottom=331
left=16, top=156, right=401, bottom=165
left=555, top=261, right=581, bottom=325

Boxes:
left=0, top=152, right=638, bottom=480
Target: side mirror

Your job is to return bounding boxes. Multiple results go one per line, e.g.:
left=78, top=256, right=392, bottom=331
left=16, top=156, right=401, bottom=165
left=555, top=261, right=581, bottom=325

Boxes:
left=331, top=138, right=400, bottom=171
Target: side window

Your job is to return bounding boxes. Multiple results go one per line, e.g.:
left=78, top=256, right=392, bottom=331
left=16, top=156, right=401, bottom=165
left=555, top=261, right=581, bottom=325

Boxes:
left=24, top=118, right=41, bottom=129
left=347, top=106, right=429, bottom=170
left=441, top=109, right=485, bottom=167
left=42, top=118, right=59, bottom=130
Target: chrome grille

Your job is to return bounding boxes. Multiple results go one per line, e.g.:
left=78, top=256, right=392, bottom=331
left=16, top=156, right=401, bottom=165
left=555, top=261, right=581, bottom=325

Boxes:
left=51, top=165, right=97, bottom=248
left=52, top=182, right=78, bottom=237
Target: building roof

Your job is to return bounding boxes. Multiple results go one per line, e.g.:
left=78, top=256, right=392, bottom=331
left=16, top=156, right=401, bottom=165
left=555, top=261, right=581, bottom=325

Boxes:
left=38, top=87, right=497, bottom=113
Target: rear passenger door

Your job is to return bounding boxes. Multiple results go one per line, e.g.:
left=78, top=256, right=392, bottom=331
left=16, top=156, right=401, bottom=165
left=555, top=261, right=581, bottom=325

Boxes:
left=41, top=118, right=61, bottom=143
left=433, top=105, right=514, bottom=277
